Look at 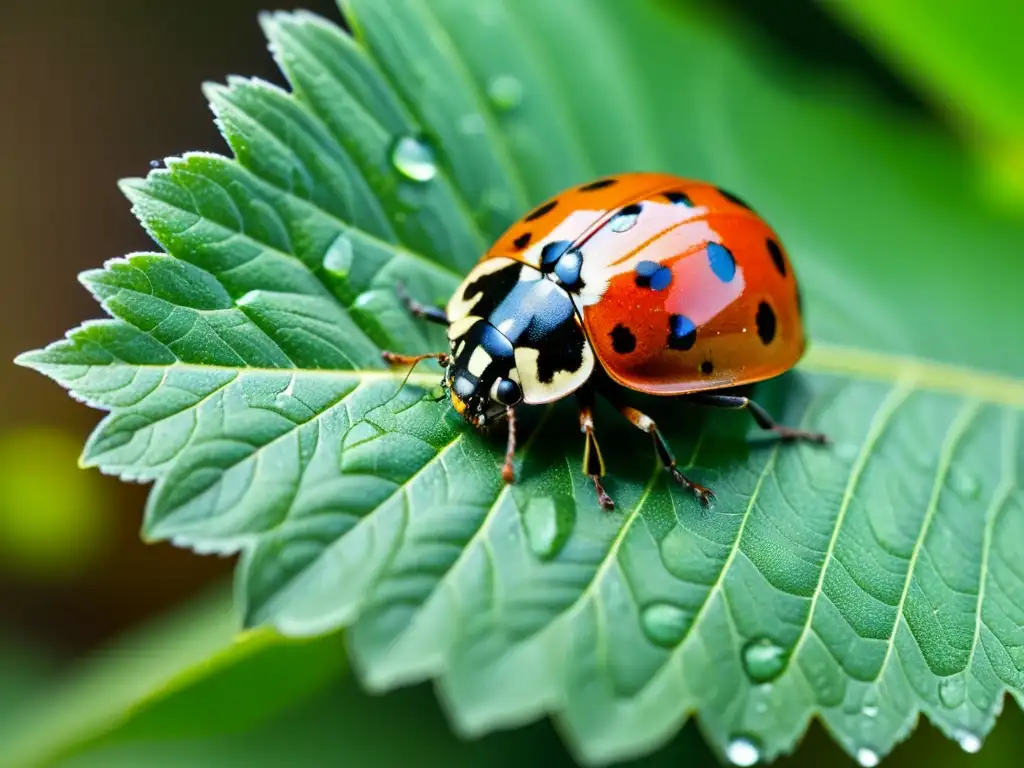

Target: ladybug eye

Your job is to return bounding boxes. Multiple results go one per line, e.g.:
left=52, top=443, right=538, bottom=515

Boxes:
left=493, top=378, right=522, bottom=406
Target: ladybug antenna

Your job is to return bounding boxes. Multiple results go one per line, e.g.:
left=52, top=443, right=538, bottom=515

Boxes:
left=381, top=350, right=451, bottom=398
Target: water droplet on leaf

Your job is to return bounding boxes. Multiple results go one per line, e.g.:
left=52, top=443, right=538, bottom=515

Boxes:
left=390, top=135, right=437, bottom=182
left=939, top=675, right=966, bottom=708
left=522, top=497, right=573, bottom=560
left=950, top=467, right=981, bottom=499
left=836, top=442, right=859, bottom=460
left=725, top=735, right=761, bottom=766
left=322, top=233, right=354, bottom=277
left=856, top=748, right=879, bottom=767
left=640, top=602, right=689, bottom=648
left=487, top=75, right=522, bottom=111
left=742, top=637, right=787, bottom=683
left=957, top=730, right=982, bottom=753
left=484, top=188, right=510, bottom=213
left=458, top=113, right=486, bottom=135
left=862, top=704, right=878, bottom=718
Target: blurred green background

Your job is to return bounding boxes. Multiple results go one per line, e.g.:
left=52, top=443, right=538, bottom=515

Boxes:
left=1, top=0, right=1021, bottom=766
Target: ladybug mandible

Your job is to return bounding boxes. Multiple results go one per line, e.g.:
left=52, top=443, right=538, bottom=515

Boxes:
left=383, top=172, right=827, bottom=510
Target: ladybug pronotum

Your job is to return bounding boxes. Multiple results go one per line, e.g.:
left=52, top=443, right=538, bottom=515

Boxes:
left=383, top=172, right=828, bottom=510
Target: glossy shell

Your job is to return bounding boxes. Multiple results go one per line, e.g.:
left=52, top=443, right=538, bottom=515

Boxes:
left=480, top=172, right=806, bottom=395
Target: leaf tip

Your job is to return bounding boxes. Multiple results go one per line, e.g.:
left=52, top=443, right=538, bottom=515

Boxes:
left=12, top=350, right=40, bottom=370
left=117, top=176, right=147, bottom=202
left=201, top=79, right=229, bottom=104
left=77, top=267, right=105, bottom=289
left=257, top=9, right=288, bottom=38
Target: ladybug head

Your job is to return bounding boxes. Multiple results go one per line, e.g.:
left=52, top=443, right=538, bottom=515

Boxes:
left=445, top=321, right=523, bottom=427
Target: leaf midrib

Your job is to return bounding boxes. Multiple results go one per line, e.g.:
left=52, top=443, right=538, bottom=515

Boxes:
left=21, top=344, right=1024, bottom=408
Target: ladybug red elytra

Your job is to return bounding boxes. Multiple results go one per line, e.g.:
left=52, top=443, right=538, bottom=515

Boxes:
left=383, top=172, right=827, bottom=510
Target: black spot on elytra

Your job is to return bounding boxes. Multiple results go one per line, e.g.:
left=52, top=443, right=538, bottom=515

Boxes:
left=664, top=191, right=694, bottom=206
left=610, top=324, right=636, bottom=354
left=706, top=242, right=736, bottom=283
left=700, top=360, right=714, bottom=375
left=667, top=314, right=697, bottom=350
left=524, top=199, right=558, bottom=221
left=634, top=260, right=672, bottom=291
left=579, top=177, right=617, bottom=192
left=719, top=188, right=753, bottom=211
left=513, top=232, right=532, bottom=250
left=756, top=301, right=777, bottom=345
left=766, top=238, right=786, bottom=277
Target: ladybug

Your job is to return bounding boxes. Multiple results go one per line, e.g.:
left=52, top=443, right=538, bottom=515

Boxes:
left=383, top=172, right=827, bottom=510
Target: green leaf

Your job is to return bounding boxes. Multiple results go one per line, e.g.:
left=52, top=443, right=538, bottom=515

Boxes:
left=822, top=0, right=1024, bottom=204
left=16, top=0, right=1024, bottom=765
left=0, top=586, right=345, bottom=768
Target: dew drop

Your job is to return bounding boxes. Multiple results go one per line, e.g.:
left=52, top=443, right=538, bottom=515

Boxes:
left=939, top=675, right=966, bottom=709
left=856, top=748, right=879, bottom=767
left=741, top=637, right=787, bottom=683
left=640, top=602, right=689, bottom=648
left=487, top=75, right=523, bottom=111
left=522, top=497, right=573, bottom=560
left=950, top=467, right=981, bottom=499
left=610, top=211, right=639, bottom=233
left=390, top=135, right=437, bottom=182
left=862, top=704, right=879, bottom=718
left=484, top=188, right=511, bottom=213
left=322, top=233, right=354, bottom=277
left=836, top=442, right=859, bottom=461
left=725, top=735, right=761, bottom=766
left=458, top=113, right=486, bottom=135
left=957, top=730, right=982, bottom=753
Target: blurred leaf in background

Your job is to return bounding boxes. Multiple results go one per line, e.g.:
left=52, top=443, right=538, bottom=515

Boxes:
left=822, top=0, right=1024, bottom=206
left=0, top=426, right=113, bottom=582
left=0, top=586, right=345, bottom=768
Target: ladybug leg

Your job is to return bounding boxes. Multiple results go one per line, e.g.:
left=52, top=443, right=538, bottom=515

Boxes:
left=502, top=406, right=517, bottom=484
left=396, top=282, right=449, bottom=326
left=613, top=403, right=715, bottom=506
left=577, top=390, right=615, bottom=510
left=686, top=394, right=829, bottom=444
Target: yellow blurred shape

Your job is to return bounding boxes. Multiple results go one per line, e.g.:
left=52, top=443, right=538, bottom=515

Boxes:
left=978, top=139, right=1024, bottom=213
left=0, top=425, right=112, bottom=581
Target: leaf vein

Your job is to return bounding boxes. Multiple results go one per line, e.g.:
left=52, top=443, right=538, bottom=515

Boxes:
left=876, top=399, right=983, bottom=680
left=788, top=383, right=914, bottom=666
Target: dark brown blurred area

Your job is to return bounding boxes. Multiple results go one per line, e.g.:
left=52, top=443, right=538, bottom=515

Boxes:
left=0, top=0, right=338, bottom=661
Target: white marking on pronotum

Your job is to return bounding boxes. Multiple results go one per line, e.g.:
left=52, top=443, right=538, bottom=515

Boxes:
left=445, top=257, right=518, bottom=322
left=467, top=347, right=492, bottom=377
left=447, top=315, right=478, bottom=341
left=514, top=342, right=595, bottom=405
